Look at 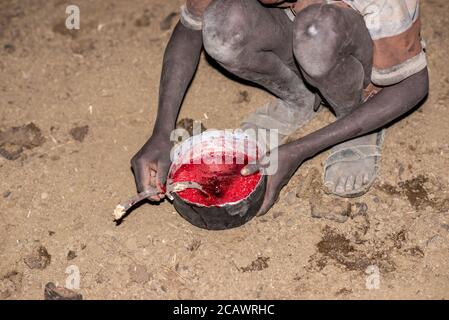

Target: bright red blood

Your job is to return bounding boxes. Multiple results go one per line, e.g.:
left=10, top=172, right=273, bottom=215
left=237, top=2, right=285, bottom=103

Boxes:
left=171, top=155, right=261, bottom=206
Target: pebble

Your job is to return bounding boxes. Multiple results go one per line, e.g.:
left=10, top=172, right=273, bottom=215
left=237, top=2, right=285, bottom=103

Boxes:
left=67, top=250, right=77, bottom=261
left=23, top=245, right=51, bottom=270
left=4, top=44, right=15, bottom=54
left=283, top=191, right=297, bottom=206
left=272, top=211, right=284, bottom=219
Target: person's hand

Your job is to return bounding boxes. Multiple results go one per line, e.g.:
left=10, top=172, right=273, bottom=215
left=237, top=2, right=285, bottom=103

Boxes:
left=130, top=135, right=173, bottom=201
left=241, top=144, right=305, bottom=216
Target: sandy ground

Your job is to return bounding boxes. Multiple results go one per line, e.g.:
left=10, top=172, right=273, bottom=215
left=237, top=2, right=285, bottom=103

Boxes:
left=1, top=0, right=449, bottom=300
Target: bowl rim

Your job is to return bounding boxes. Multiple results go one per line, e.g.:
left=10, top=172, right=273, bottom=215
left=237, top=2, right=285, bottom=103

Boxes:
left=169, top=130, right=266, bottom=208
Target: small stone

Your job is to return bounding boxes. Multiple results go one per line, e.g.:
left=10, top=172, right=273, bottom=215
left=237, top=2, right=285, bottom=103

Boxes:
left=272, top=211, right=284, bottom=219
left=3, top=191, right=11, bottom=198
left=48, top=231, right=55, bottom=236
left=67, top=250, right=77, bottom=261
left=4, top=44, right=15, bottom=54
left=234, top=90, right=251, bottom=104
left=284, top=191, right=297, bottom=206
left=0, top=123, right=45, bottom=160
left=41, top=192, right=49, bottom=200
left=23, top=245, right=51, bottom=270
left=0, top=270, right=23, bottom=299
left=352, top=202, right=368, bottom=217
left=311, top=202, right=351, bottom=223
left=69, top=125, right=89, bottom=142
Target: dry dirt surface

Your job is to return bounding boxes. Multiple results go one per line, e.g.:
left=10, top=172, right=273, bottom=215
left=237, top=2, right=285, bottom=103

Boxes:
left=1, top=0, right=449, bottom=300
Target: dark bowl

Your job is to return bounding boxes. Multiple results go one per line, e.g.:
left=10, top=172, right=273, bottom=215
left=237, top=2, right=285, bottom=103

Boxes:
left=171, top=174, right=266, bottom=230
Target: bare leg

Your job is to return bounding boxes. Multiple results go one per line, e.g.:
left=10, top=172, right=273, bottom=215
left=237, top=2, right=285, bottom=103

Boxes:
left=293, top=4, right=382, bottom=197
left=202, top=0, right=317, bottom=141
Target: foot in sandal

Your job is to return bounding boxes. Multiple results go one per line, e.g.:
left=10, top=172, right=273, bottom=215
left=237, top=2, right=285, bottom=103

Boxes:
left=324, top=130, right=385, bottom=197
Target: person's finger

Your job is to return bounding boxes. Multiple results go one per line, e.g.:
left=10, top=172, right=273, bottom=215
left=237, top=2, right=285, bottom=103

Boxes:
left=139, top=182, right=163, bottom=202
left=145, top=184, right=162, bottom=201
left=241, top=163, right=260, bottom=176
left=147, top=166, right=165, bottom=201
left=145, top=162, right=159, bottom=189
left=156, top=160, right=171, bottom=192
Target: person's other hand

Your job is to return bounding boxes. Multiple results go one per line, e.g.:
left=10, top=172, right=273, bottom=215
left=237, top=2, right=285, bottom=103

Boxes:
left=130, top=136, right=173, bottom=201
left=241, top=144, right=305, bottom=216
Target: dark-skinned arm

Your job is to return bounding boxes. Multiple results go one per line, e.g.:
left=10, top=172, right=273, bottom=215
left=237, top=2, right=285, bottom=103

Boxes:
left=152, top=22, right=203, bottom=139
left=244, top=67, right=429, bottom=215
left=290, top=68, right=429, bottom=162
left=131, top=21, right=203, bottom=196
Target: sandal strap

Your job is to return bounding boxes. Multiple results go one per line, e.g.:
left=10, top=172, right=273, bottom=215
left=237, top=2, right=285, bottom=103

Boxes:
left=324, top=129, right=386, bottom=170
left=241, top=99, right=316, bottom=136
left=324, top=145, right=382, bottom=170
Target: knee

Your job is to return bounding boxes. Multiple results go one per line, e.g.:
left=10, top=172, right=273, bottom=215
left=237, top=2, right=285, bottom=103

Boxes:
left=203, top=0, right=250, bottom=64
left=293, top=4, right=342, bottom=78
